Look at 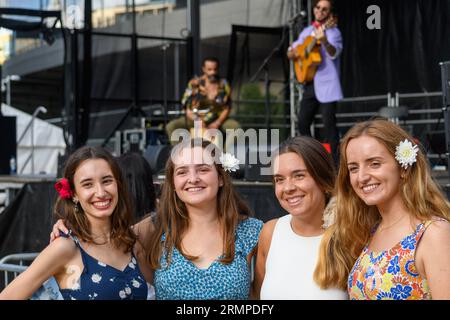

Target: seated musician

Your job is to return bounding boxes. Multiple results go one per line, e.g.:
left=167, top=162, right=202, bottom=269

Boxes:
left=287, top=0, right=342, bottom=163
left=166, top=57, right=240, bottom=145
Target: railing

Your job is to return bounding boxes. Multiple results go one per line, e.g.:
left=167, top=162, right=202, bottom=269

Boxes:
left=17, top=106, right=48, bottom=175
left=0, top=253, right=38, bottom=288
left=45, top=91, right=445, bottom=145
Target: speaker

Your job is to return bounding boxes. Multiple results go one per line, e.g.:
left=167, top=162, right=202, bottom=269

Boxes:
left=0, top=116, right=17, bottom=175
left=441, top=61, right=450, bottom=107
left=143, top=144, right=172, bottom=174
left=244, top=145, right=274, bottom=182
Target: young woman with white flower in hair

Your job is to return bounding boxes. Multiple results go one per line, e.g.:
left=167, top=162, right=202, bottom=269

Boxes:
left=49, top=139, right=261, bottom=299
left=0, top=146, right=148, bottom=300
left=254, top=136, right=348, bottom=299
left=314, top=118, right=450, bottom=299
left=144, top=138, right=263, bottom=299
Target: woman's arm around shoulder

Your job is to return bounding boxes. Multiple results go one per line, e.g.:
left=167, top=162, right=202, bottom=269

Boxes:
left=0, top=236, right=77, bottom=300
left=133, top=215, right=155, bottom=284
left=416, top=219, right=450, bottom=299
left=133, top=215, right=155, bottom=244
left=253, top=218, right=278, bottom=300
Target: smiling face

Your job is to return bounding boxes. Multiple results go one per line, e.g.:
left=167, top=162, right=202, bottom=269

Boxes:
left=313, top=0, right=331, bottom=23
left=273, top=152, right=326, bottom=221
left=172, top=146, right=223, bottom=211
left=72, top=158, right=118, bottom=222
left=346, top=135, right=403, bottom=211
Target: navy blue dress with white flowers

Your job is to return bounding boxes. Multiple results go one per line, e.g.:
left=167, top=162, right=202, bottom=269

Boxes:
left=154, top=217, right=263, bottom=300
left=58, top=232, right=148, bottom=300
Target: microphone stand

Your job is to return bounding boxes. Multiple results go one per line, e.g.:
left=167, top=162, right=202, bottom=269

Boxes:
left=250, top=31, right=287, bottom=134
left=288, top=8, right=307, bottom=137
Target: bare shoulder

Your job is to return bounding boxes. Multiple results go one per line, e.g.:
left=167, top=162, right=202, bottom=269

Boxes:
left=27, top=236, right=78, bottom=274
left=259, top=218, right=279, bottom=247
left=46, top=236, right=78, bottom=258
left=421, top=219, right=450, bottom=245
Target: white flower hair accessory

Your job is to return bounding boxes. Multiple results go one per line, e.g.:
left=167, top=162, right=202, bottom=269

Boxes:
left=322, top=196, right=337, bottom=229
left=219, top=153, right=240, bottom=172
left=395, top=139, right=419, bottom=169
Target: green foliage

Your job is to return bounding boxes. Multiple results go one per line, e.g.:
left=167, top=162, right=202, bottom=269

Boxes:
left=235, top=83, right=288, bottom=139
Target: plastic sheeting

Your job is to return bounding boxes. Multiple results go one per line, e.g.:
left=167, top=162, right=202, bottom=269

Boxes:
left=1, top=104, right=66, bottom=175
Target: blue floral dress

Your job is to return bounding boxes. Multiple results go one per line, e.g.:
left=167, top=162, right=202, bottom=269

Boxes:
left=154, top=217, right=263, bottom=300
left=58, top=232, right=148, bottom=300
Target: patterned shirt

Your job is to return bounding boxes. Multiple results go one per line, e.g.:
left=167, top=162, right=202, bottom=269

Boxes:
left=181, top=76, right=231, bottom=124
left=347, top=220, right=441, bottom=300
left=154, top=217, right=263, bottom=300
left=58, top=232, right=148, bottom=300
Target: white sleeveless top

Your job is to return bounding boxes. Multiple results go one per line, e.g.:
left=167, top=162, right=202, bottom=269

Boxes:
left=260, top=215, right=348, bottom=300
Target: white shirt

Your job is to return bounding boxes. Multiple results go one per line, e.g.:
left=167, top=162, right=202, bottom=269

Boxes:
left=260, top=214, right=348, bottom=300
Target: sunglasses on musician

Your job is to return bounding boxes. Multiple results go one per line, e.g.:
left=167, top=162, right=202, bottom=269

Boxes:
left=315, top=6, right=330, bottom=12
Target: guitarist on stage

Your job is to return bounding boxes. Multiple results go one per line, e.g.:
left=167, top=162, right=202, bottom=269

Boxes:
left=287, top=0, right=343, bottom=163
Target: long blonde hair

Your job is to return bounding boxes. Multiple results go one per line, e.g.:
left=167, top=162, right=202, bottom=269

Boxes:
left=147, top=139, right=252, bottom=269
left=314, top=119, right=450, bottom=290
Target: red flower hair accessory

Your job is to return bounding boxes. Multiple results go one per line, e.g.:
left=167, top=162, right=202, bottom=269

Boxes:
left=54, top=178, right=73, bottom=199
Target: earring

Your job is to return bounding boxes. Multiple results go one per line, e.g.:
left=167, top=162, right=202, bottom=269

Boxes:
left=73, top=200, right=80, bottom=213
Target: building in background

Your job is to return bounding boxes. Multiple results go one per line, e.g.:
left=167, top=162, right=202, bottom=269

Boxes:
left=1, top=0, right=291, bottom=124
left=0, top=28, right=12, bottom=65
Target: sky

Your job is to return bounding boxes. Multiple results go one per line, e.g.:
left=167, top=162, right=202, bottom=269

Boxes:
left=2, top=0, right=50, bottom=9
left=1, top=0, right=173, bottom=10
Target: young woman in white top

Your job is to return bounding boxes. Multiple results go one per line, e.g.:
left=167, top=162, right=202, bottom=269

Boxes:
left=254, top=136, right=347, bottom=299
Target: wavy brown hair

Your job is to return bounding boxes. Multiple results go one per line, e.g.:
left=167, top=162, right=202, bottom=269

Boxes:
left=54, top=146, right=136, bottom=252
left=147, top=139, right=252, bottom=269
left=314, top=119, right=450, bottom=290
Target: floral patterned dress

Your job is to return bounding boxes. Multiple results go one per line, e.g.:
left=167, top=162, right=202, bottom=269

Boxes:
left=58, top=232, right=148, bottom=300
left=154, top=217, right=263, bottom=300
left=347, top=220, right=439, bottom=300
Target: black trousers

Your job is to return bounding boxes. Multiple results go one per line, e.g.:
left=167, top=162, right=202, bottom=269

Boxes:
left=298, top=83, right=339, bottom=163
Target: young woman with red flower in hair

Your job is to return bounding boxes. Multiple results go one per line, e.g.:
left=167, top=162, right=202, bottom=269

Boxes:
left=0, top=146, right=149, bottom=300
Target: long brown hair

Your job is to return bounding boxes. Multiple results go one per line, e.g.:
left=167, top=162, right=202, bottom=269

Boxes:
left=54, top=146, right=136, bottom=252
left=314, top=119, right=450, bottom=290
left=147, top=139, right=252, bottom=269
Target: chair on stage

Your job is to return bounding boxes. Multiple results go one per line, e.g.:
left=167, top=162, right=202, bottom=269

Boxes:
left=378, top=105, right=411, bottom=134
left=378, top=105, right=409, bottom=122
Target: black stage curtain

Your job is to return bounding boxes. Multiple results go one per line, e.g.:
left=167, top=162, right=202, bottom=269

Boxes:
left=0, top=183, right=56, bottom=259
left=236, top=183, right=287, bottom=222
left=335, top=0, right=450, bottom=97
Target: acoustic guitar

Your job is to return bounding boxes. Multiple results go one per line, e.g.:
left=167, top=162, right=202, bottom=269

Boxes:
left=293, top=16, right=337, bottom=84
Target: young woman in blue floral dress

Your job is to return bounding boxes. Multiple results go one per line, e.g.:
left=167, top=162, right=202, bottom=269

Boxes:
left=143, top=139, right=263, bottom=299
left=0, top=147, right=148, bottom=300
